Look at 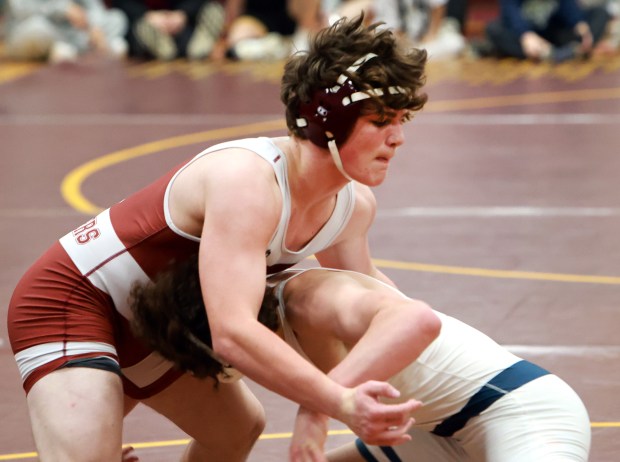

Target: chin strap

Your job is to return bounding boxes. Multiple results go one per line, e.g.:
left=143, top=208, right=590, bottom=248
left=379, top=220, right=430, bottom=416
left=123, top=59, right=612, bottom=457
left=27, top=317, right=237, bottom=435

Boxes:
left=327, top=139, right=354, bottom=182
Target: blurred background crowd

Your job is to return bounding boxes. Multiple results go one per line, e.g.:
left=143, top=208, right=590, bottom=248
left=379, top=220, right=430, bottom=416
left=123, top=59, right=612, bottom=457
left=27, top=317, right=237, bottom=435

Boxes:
left=0, top=0, right=618, bottom=65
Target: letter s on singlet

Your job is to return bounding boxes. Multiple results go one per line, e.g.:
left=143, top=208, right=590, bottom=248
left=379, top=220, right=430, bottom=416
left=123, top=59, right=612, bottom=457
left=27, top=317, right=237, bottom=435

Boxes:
left=72, top=218, right=101, bottom=245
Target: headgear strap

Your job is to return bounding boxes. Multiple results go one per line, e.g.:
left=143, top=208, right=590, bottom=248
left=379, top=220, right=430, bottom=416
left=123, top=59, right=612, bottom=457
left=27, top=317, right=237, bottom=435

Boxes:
left=296, top=53, right=405, bottom=181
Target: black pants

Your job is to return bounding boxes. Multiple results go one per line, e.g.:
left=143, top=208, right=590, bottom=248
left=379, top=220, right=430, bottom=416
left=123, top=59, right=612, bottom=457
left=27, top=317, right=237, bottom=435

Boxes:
left=486, top=6, right=610, bottom=59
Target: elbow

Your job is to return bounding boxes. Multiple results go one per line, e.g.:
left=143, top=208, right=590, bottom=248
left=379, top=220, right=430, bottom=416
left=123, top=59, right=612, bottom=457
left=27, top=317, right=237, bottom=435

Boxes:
left=209, top=324, right=245, bottom=366
left=425, top=307, right=442, bottom=343
left=410, top=301, right=442, bottom=346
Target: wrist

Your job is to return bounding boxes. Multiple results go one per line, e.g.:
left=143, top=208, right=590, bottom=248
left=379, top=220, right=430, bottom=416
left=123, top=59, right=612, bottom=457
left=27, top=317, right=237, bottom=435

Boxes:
left=334, top=386, right=356, bottom=423
left=298, top=405, right=330, bottom=423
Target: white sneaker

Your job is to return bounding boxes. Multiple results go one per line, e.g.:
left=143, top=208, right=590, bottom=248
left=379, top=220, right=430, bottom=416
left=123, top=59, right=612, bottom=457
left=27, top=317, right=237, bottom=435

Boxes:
left=187, top=1, right=225, bottom=60
left=108, top=37, right=129, bottom=59
left=134, top=19, right=177, bottom=60
left=48, top=41, right=78, bottom=64
left=233, top=33, right=291, bottom=61
left=422, top=18, right=466, bottom=60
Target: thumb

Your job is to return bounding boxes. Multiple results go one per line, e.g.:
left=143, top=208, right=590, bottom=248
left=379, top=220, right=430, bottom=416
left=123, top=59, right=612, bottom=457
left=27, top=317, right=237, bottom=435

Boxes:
left=362, top=380, right=402, bottom=399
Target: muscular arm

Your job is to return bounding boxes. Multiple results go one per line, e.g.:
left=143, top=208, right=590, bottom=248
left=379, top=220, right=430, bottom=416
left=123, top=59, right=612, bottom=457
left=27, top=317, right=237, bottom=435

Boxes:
left=195, top=152, right=346, bottom=417
left=286, top=271, right=439, bottom=459
left=286, top=271, right=441, bottom=387
left=168, top=151, right=420, bottom=453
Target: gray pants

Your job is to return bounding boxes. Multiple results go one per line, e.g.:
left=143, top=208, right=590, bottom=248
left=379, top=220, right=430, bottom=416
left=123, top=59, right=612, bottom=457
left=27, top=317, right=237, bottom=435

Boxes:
left=6, top=9, right=126, bottom=60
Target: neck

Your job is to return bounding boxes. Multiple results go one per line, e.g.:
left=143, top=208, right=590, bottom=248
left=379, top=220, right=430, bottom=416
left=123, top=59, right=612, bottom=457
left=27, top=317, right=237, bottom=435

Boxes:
left=283, top=137, right=351, bottom=201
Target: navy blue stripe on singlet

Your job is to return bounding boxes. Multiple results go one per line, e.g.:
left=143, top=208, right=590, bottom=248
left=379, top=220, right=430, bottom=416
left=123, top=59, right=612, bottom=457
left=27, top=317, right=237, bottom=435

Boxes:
left=432, top=360, right=550, bottom=437
left=355, top=439, right=379, bottom=462
left=355, top=440, right=403, bottom=462
left=379, top=445, right=403, bottom=461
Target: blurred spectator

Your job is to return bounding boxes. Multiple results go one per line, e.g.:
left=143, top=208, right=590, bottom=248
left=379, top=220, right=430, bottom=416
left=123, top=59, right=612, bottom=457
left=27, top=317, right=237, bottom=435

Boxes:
left=110, top=0, right=225, bottom=60
left=4, top=0, right=128, bottom=63
left=212, top=0, right=323, bottom=61
left=481, top=0, right=610, bottom=62
left=1, top=0, right=6, bottom=42
left=321, top=0, right=466, bottom=59
left=580, top=0, right=620, bottom=53
left=445, top=0, right=469, bottom=35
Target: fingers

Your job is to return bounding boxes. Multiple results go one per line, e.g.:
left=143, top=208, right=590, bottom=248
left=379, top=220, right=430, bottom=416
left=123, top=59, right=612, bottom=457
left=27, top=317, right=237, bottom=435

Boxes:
left=353, top=418, right=414, bottom=446
left=349, top=387, right=421, bottom=445
left=337, top=381, right=423, bottom=448
left=122, top=446, right=140, bottom=462
left=357, top=379, right=402, bottom=399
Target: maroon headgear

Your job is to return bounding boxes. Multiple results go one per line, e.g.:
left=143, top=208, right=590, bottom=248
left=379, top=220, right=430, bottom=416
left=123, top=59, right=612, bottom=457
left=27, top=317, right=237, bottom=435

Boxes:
left=296, top=53, right=405, bottom=149
left=295, top=53, right=405, bottom=181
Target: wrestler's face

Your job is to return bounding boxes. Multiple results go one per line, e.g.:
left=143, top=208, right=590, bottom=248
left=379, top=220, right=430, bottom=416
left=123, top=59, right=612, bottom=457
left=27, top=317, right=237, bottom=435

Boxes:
left=338, top=109, right=409, bottom=186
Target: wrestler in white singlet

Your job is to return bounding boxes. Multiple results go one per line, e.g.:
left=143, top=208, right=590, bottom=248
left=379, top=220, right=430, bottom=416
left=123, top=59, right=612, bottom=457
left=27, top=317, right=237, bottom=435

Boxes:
left=269, top=269, right=591, bottom=462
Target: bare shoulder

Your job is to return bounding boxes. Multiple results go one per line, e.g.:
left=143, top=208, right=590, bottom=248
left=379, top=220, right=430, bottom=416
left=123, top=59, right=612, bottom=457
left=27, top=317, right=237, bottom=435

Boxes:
left=335, top=183, right=377, bottom=240
left=199, top=147, right=276, bottom=182
left=169, top=147, right=281, bottom=237
left=352, top=183, right=377, bottom=211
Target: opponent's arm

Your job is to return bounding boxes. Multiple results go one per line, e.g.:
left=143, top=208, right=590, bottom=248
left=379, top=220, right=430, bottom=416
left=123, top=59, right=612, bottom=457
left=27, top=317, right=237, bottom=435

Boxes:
left=287, top=272, right=440, bottom=460
left=288, top=271, right=441, bottom=386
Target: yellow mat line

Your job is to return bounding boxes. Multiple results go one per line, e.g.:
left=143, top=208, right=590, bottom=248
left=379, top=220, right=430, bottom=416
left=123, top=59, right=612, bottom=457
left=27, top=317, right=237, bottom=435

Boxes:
left=1, top=425, right=618, bottom=460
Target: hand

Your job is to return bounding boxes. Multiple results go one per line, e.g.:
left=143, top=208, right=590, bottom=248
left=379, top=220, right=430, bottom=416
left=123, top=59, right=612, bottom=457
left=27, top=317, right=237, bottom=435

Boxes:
left=144, top=11, right=171, bottom=34
left=165, top=10, right=188, bottom=35
left=89, top=27, right=107, bottom=52
left=575, top=21, right=593, bottom=54
left=66, top=3, right=89, bottom=29
left=336, top=381, right=421, bottom=446
left=289, top=407, right=329, bottom=462
left=520, top=31, right=551, bottom=60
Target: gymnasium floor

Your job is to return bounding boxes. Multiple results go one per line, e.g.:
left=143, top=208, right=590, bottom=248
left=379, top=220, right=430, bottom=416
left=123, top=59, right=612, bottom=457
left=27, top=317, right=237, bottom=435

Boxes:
left=0, top=49, right=619, bottom=461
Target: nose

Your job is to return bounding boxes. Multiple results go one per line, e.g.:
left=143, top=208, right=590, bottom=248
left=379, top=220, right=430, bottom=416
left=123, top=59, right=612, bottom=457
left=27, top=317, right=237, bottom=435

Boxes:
left=387, top=123, right=404, bottom=148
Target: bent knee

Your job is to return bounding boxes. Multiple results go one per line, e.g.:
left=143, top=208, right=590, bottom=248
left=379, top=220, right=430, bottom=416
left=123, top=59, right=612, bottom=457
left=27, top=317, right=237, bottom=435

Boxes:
left=189, top=405, right=266, bottom=461
left=239, top=398, right=267, bottom=443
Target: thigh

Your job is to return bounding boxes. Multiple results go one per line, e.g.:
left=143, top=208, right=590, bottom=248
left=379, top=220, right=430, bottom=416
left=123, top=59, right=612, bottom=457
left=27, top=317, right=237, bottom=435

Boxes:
left=143, top=373, right=265, bottom=461
left=460, top=375, right=591, bottom=462
left=27, top=367, right=125, bottom=462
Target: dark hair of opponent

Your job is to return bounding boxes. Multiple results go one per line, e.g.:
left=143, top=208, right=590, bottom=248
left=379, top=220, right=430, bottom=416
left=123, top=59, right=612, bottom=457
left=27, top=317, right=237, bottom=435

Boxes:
left=129, top=255, right=280, bottom=382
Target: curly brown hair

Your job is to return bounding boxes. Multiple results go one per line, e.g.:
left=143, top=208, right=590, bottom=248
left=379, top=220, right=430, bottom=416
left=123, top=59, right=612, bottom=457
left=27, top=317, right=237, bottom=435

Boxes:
left=281, top=14, right=428, bottom=139
left=129, top=255, right=280, bottom=382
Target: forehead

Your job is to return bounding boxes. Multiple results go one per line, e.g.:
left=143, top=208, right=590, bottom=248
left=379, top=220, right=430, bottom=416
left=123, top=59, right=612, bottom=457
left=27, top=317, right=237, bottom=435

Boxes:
left=361, top=107, right=408, bottom=119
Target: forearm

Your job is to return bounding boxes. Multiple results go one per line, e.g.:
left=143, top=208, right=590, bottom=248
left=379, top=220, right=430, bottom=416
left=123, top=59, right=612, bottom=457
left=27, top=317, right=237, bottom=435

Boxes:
left=213, top=318, right=346, bottom=418
left=221, top=0, right=245, bottom=36
left=328, top=300, right=440, bottom=387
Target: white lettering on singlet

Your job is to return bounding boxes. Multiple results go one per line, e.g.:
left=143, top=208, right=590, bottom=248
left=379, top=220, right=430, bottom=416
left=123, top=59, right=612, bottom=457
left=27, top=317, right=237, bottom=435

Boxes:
left=59, top=208, right=150, bottom=319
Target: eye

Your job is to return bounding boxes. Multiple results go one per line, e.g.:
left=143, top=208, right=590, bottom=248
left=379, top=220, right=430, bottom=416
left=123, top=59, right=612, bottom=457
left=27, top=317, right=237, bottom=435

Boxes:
left=372, top=119, right=390, bottom=127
